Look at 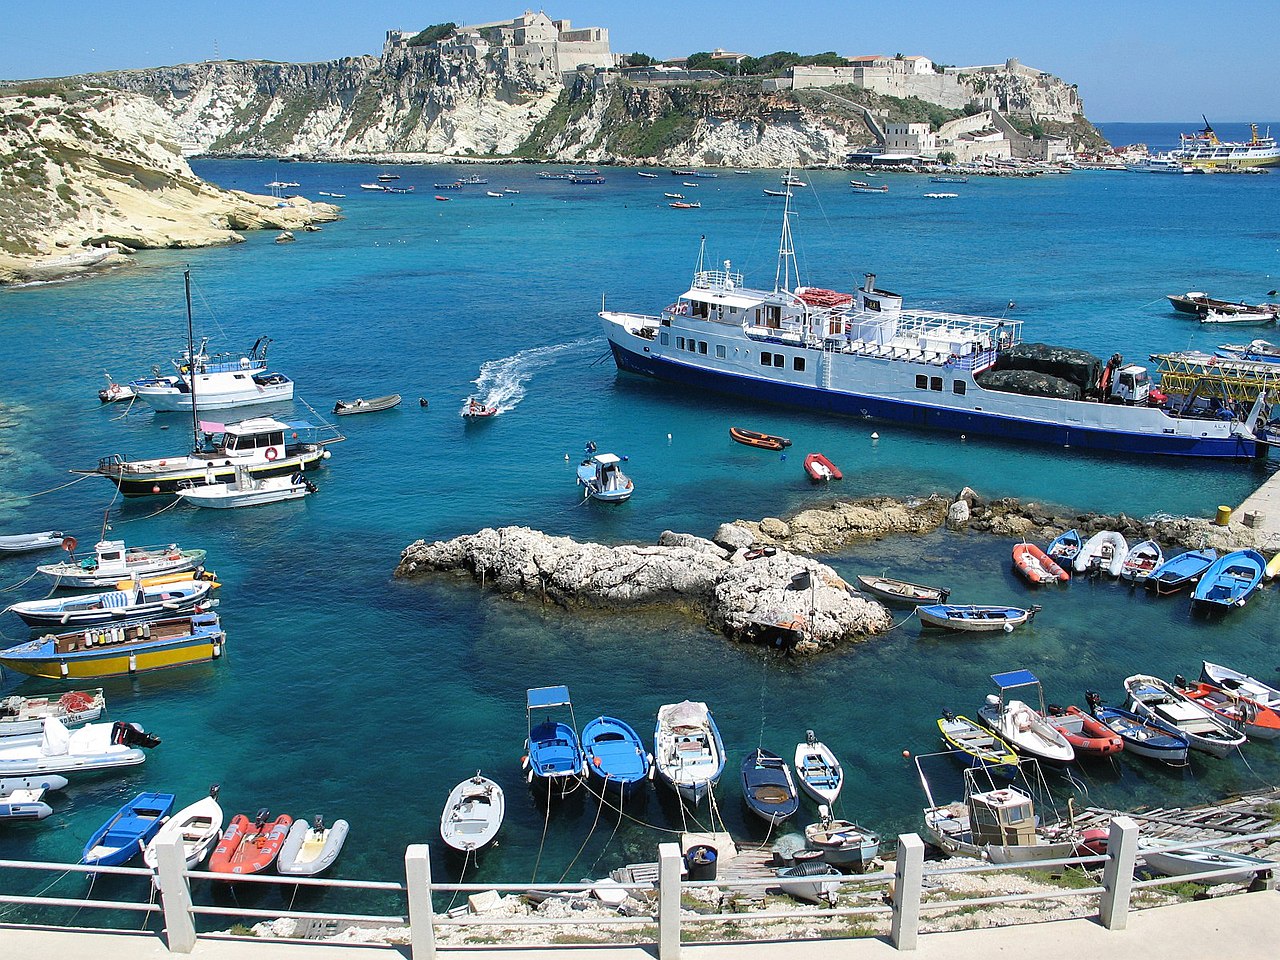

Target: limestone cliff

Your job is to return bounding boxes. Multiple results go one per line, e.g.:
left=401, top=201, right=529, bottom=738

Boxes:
left=0, top=84, right=340, bottom=284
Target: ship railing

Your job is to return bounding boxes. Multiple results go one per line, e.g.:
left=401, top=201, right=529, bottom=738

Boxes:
left=691, top=268, right=744, bottom=291
left=3, top=820, right=1277, bottom=955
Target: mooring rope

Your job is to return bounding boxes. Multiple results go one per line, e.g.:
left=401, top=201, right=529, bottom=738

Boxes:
left=587, top=779, right=628, bottom=876
left=529, top=791, right=554, bottom=884
left=557, top=778, right=608, bottom=883
left=444, top=848, right=472, bottom=914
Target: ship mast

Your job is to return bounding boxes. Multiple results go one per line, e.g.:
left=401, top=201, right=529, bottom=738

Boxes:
left=774, top=169, right=800, bottom=293
left=184, top=269, right=200, bottom=453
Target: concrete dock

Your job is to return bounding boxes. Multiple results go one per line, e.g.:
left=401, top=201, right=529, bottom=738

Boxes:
left=1236, top=472, right=1280, bottom=544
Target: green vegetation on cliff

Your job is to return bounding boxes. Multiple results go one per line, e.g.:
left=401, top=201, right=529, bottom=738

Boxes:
left=408, top=23, right=456, bottom=47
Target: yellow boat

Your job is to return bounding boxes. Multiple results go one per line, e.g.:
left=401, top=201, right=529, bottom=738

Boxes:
left=1267, top=552, right=1280, bottom=581
left=114, top=570, right=219, bottom=591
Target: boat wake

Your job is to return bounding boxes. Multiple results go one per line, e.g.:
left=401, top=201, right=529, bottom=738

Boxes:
left=471, top=338, right=600, bottom=414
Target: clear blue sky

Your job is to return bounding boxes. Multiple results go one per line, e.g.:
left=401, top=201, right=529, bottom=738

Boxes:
left=3, top=1, right=1275, bottom=122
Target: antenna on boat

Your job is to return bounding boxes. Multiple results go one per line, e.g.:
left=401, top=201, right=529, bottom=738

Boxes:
left=695, top=235, right=706, bottom=276
left=774, top=169, right=799, bottom=293
left=184, top=268, right=200, bottom=453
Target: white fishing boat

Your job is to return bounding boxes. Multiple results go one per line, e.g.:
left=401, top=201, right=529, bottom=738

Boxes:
left=576, top=453, right=633, bottom=503
left=0, top=690, right=105, bottom=736
left=804, top=806, right=879, bottom=869
left=37, top=539, right=206, bottom=589
left=130, top=335, right=293, bottom=412
left=99, top=374, right=136, bottom=403
left=143, top=786, right=225, bottom=872
left=176, top=466, right=315, bottom=509
left=654, top=701, right=725, bottom=805
left=0, top=775, right=67, bottom=821
left=1074, top=530, right=1127, bottom=576
left=277, top=815, right=349, bottom=875
left=977, top=670, right=1075, bottom=764
left=0, top=532, right=65, bottom=553
left=1200, top=660, right=1280, bottom=711
left=7, top=579, right=215, bottom=628
left=0, top=718, right=158, bottom=776
left=1137, top=836, right=1273, bottom=884
left=793, top=730, right=843, bottom=805
left=1123, top=674, right=1247, bottom=757
left=440, top=773, right=504, bottom=853
left=1201, top=308, right=1275, bottom=325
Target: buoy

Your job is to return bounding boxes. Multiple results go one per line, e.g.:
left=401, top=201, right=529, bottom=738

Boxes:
left=667, top=433, right=672, bottom=441
left=1003, top=622, right=1014, bottom=633
left=871, top=432, right=879, bottom=440
left=780, top=453, right=787, bottom=461
left=901, top=749, right=911, bottom=759
left=960, top=434, right=967, bottom=441
left=322, top=450, right=332, bottom=459
left=565, top=454, right=570, bottom=461
left=151, top=485, right=161, bottom=494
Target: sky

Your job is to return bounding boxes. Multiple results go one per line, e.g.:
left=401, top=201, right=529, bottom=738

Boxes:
left=2, top=1, right=1276, bottom=122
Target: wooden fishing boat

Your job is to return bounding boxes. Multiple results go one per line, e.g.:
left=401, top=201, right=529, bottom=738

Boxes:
left=793, top=731, right=843, bottom=805
left=440, top=774, right=505, bottom=852
left=1192, top=549, right=1266, bottom=611
left=277, top=815, right=349, bottom=876
left=775, top=861, right=842, bottom=904
left=855, top=575, right=949, bottom=605
left=803, top=453, right=842, bottom=482
left=1167, top=291, right=1280, bottom=317
left=918, top=604, right=1040, bottom=632
left=1084, top=692, right=1188, bottom=764
left=920, top=769, right=1079, bottom=863
left=0, top=611, right=226, bottom=680
left=1137, top=837, right=1273, bottom=885
left=582, top=717, right=651, bottom=796
left=0, top=532, right=64, bottom=553
left=741, top=747, right=799, bottom=825
left=729, top=427, right=791, bottom=451
left=1011, top=543, right=1069, bottom=584
left=803, top=810, right=880, bottom=870
left=37, top=539, right=206, bottom=589
left=978, top=670, right=1075, bottom=765
left=1123, top=674, right=1247, bottom=757
left=1120, top=540, right=1164, bottom=582
left=0, top=774, right=67, bottom=821
left=1074, top=531, right=1127, bottom=577
left=577, top=454, right=634, bottom=503
left=1201, top=660, right=1280, bottom=714
left=461, top=397, right=497, bottom=418
left=1147, top=549, right=1216, bottom=595
left=332, top=394, right=402, bottom=416
left=1175, top=679, right=1280, bottom=740
left=523, top=686, right=586, bottom=793
left=655, top=700, right=724, bottom=806
left=83, top=792, right=175, bottom=866
left=762, top=188, right=792, bottom=198
left=1044, top=705, right=1123, bottom=757
left=1045, top=529, right=1082, bottom=567
left=936, top=713, right=1019, bottom=776
left=0, top=719, right=158, bottom=777
left=0, top=689, right=105, bottom=736
left=208, top=810, right=293, bottom=875
left=8, top=579, right=215, bottom=629
left=143, top=786, right=224, bottom=871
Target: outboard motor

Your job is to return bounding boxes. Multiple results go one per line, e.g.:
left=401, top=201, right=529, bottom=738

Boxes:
left=1173, top=674, right=1188, bottom=690
left=111, top=720, right=161, bottom=749
left=1084, top=690, right=1103, bottom=712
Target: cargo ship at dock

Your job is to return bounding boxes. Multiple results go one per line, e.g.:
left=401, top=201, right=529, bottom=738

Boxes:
left=599, top=198, right=1271, bottom=461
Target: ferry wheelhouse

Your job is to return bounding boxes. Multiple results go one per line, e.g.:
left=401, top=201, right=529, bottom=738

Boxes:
left=599, top=197, right=1267, bottom=460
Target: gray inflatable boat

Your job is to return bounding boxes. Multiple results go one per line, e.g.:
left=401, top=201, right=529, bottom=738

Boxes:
left=276, top=815, right=349, bottom=876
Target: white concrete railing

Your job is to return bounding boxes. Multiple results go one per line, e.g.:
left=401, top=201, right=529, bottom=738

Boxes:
left=0, top=817, right=1275, bottom=956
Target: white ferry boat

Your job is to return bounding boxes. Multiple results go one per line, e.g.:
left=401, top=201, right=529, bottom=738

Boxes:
left=129, top=336, right=293, bottom=412
left=1171, top=119, right=1280, bottom=168
left=599, top=198, right=1267, bottom=460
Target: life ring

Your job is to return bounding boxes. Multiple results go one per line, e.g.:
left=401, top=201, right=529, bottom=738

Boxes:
left=109, top=383, right=121, bottom=395
left=264, top=447, right=279, bottom=461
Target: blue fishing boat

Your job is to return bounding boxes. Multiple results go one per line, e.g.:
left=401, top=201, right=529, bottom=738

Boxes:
left=741, top=747, right=799, bottom=825
left=1191, top=549, right=1266, bottom=610
left=1147, top=548, right=1217, bottom=595
left=82, top=792, right=175, bottom=866
left=522, top=686, right=586, bottom=795
left=1045, top=529, right=1082, bottom=568
left=576, top=453, right=634, bottom=503
left=917, top=604, right=1040, bottom=633
left=1084, top=692, right=1189, bottom=764
left=581, top=716, right=652, bottom=797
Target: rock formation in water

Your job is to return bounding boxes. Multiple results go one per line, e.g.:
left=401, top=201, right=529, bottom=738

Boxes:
left=0, top=85, right=341, bottom=284
left=395, top=526, right=894, bottom=652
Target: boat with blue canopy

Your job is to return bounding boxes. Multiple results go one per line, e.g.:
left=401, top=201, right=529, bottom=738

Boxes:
left=522, top=686, right=586, bottom=795
left=1191, top=549, right=1266, bottom=611
left=83, top=792, right=175, bottom=866
left=581, top=716, right=652, bottom=797
left=1147, top=548, right=1217, bottom=596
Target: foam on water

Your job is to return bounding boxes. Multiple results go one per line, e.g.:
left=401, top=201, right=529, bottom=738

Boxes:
left=471, top=337, right=601, bottom=413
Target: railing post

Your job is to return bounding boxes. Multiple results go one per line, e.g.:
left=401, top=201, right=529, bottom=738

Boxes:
left=405, top=844, right=436, bottom=960
left=155, top=834, right=197, bottom=953
left=890, top=832, right=924, bottom=951
left=1100, top=815, right=1138, bottom=930
left=657, top=841, right=683, bottom=960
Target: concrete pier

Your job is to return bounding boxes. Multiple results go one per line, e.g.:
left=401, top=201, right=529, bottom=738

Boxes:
left=1234, top=473, right=1280, bottom=545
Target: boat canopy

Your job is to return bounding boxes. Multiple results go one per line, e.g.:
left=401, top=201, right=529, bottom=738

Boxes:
left=991, top=669, right=1040, bottom=689
left=683, top=289, right=760, bottom=311
left=527, top=685, right=572, bottom=710
left=593, top=453, right=621, bottom=465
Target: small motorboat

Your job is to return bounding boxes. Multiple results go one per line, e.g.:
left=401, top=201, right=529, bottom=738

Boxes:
left=855, top=575, right=949, bottom=605
left=99, top=374, right=135, bottom=404
left=638, top=172, right=659, bottom=178
left=741, top=748, right=800, bottom=825
left=1137, top=837, right=1273, bottom=885
left=1044, top=705, right=1123, bottom=758
left=1074, top=531, right=1127, bottom=577
left=851, top=183, right=889, bottom=193
left=0, top=718, right=158, bottom=776
left=0, top=531, right=65, bottom=553
left=503, top=188, right=520, bottom=194
left=577, top=453, right=634, bottom=503
left=440, top=774, right=505, bottom=852
left=83, top=792, right=176, bottom=866
left=208, top=810, right=293, bottom=875
left=523, top=686, right=587, bottom=794
left=1201, top=308, right=1275, bottom=324
left=1174, top=679, right=1280, bottom=740
left=781, top=175, right=807, bottom=187
left=803, top=453, right=843, bottom=482
left=1216, top=339, right=1280, bottom=364
left=486, top=191, right=504, bottom=198
left=1084, top=692, right=1189, bottom=765
left=37, top=539, right=207, bottom=589
left=1147, top=549, right=1217, bottom=595
left=582, top=717, right=652, bottom=797
left=277, top=815, right=349, bottom=876
left=763, top=189, right=793, bottom=198
left=1011, top=542, right=1069, bottom=584
left=333, top=394, right=402, bottom=416
left=804, top=806, right=880, bottom=870
left=0, top=774, right=67, bottom=821
left=1120, top=540, right=1164, bottom=583
left=176, top=467, right=315, bottom=509
left=792, top=731, right=843, bottom=805
left=143, top=786, right=224, bottom=871
left=1045, top=529, right=1082, bottom=567
left=0, top=689, right=105, bottom=737
left=654, top=700, right=725, bottom=806
left=918, top=604, right=1040, bottom=633
left=775, top=860, right=842, bottom=904
left=936, top=712, right=1019, bottom=777
left=361, top=183, right=388, bottom=191
left=1201, top=660, right=1280, bottom=714
left=669, top=201, right=701, bottom=209
left=663, top=192, right=684, bottom=200
left=7, top=578, right=216, bottom=629
left=461, top=397, right=497, bottom=418
left=1123, top=674, right=1247, bottom=757
left=434, top=195, right=450, bottom=201
left=729, top=427, right=791, bottom=451
left=978, top=670, right=1075, bottom=765
left=1191, top=549, right=1266, bottom=611
left=376, top=173, right=401, bottom=182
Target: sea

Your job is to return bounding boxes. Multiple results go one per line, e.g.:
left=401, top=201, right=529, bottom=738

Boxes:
left=1, top=132, right=1279, bottom=923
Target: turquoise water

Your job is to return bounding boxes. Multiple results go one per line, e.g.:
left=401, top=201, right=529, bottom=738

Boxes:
left=1, top=155, right=1279, bottom=922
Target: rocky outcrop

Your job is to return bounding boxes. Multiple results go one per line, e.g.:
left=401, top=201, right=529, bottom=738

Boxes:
left=0, top=86, right=340, bottom=283
left=395, top=526, right=893, bottom=652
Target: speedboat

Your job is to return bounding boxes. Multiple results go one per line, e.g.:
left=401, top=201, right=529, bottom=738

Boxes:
left=1201, top=308, right=1274, bottom=324
left=129, top=336, right=293, bottom=413
left=0, top=774, right=67, bottom=822
left=581, top=716, right=652, bottom=797
left=977, top=670, right=1075, bottom=765
left=440, top=774, right=504, bottom=852
left=7, top=578, right=215, bottom=628
left=0, top=531, right=65, bottom=553
left=522, top=686, right=586, bottom=794
left=1216, top=339, right=1280, bottom=363
left=1045, top=529, right=1082, bottom=568
left=576, top=453, right=634, bottom=503
left=793, top=731, right=843, bottom=805
left=1120, top=540, right=1164, bottom=583
left=99, top=375, right=135, bottom=404
left=804, top=807, right=879, bottom=870
left=1147, top=549, right=1216, bottom=595
left=276, top=815, right=349, bottom=875
left=917, top=604, right=1039, bottom=632
left=1011, top=543, right=1069, bottom=584
left=461, top=397, right=497, bottom=418
left=36, top=539, right=206, bottom=589
left=654, top=700, right=724, bottom=805
left=1084, top=692, right=1189, bottom=765
left=209, top=810, right=293, bottom=875
left=936, top=713, right=1019, bottom=777
left=176, top=467, right=315, bottom=509
left=0, top=718, right=158, bottom=776
left=0, top=689, right=105, bottom=736
left=855, top=575, right=949, bottom=605
left=83, top=792, right=175, bottom=866
left=741, top=747, right=799, bottom=825
left=143, top=786, right=224, bottom=871
left=1074, top=531, right=1127, bottom=576
left=1191, top=549, right=1266, bottom=611
left=1123, top=674, right=1247, bottom=757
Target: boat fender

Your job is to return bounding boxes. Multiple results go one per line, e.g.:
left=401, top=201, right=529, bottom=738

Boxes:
left=1003, top=623, right=1014, bottom=633
left=264, top=447, right=279, bottom=461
